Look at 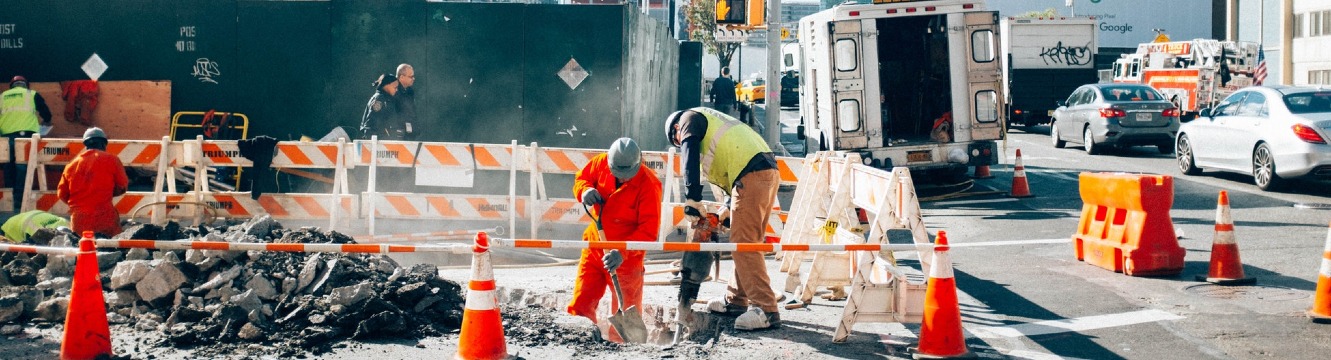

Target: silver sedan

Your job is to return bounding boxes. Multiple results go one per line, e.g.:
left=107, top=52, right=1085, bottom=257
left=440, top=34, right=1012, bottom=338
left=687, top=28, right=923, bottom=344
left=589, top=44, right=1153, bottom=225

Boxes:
left=1176, top=86, right=1331, bottom=191
left=1051, top=84, right=1181, bottom=155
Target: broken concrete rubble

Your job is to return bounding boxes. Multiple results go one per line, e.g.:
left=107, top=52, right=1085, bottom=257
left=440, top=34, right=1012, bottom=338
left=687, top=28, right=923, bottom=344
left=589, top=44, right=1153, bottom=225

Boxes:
left=110, top=260, right=152, bottom=290
left=137, top=261, right=189, bottom=302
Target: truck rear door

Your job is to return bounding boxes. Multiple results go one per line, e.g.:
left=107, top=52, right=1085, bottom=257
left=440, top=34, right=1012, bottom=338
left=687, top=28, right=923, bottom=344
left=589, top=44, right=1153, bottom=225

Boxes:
left=826, top=19, right=879, bottom=149
left=965, top=11, right=1003, bottom=140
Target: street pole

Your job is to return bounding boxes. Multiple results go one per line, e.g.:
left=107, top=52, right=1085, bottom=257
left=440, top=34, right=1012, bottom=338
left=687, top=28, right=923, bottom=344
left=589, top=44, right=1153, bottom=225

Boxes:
left=765, top=0, right=785, bottom=154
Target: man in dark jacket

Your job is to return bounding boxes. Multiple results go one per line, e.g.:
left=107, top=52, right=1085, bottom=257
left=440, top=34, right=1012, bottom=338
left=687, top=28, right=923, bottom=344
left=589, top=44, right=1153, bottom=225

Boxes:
left=709, top=67, right=738, bottom=116
left=358, top=74, right=406, bottom=140
left=394, top=64, right=418, bottom=140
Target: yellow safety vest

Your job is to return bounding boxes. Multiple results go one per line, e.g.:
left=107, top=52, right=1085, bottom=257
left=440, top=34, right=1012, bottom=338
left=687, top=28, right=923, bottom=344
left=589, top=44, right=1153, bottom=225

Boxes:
left=690, top=107, right=771, bottom=194
left=2, top=210, right=69, bottom=243
left=0, top=87, right=40, bottom=135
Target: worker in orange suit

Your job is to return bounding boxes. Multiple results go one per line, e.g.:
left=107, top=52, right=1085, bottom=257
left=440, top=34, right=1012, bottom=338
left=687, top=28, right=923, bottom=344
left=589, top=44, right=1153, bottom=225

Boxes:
left=57, top=127, right=128, bottom=237
left=567, top=137, right=662, bottom=341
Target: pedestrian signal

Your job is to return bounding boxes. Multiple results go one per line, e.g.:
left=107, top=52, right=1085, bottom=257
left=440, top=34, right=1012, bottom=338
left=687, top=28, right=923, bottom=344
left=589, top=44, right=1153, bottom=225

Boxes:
left=716, top=0, right=765, bottom=28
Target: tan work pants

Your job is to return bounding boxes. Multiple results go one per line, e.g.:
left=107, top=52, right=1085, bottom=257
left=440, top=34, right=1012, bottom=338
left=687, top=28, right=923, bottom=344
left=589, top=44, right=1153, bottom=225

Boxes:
left=724, top=168, right=780, bottom=313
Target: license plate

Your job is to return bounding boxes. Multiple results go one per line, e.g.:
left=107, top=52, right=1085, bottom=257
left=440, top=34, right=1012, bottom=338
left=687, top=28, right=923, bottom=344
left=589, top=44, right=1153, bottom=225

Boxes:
left=907, top=150, right=931, bottom=163
left=1136, top=113, right=1152, bottom=121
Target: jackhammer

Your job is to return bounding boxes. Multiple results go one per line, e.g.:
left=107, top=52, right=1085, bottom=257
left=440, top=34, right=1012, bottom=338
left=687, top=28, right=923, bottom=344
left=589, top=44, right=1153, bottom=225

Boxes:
left=670, top=212, right=722, bottom=346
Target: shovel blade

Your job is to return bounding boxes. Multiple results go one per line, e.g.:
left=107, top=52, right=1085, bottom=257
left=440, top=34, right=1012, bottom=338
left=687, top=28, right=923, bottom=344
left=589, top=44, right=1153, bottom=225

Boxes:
left=610, top=306, right=649, bottom=344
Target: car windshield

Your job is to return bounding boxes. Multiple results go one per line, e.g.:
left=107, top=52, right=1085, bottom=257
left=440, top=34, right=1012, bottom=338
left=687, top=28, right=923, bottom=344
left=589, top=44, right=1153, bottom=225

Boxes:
left=1283, top=92, right=1331, bottom=114
left=749, top=79, right=765, bottom=86
left=1098, top=86, right=1163, bottom=102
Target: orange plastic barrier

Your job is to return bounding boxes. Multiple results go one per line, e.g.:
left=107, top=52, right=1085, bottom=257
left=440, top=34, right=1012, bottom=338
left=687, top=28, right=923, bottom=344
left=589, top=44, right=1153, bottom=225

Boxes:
left=1072, top=173, right=1184, bottom=276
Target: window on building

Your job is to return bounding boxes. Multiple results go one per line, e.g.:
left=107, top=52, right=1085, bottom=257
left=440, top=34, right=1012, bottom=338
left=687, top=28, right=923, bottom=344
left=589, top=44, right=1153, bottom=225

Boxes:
left=1311, top=70, right=1331, bottom=85
left=1295, top=13, right=1304, bottom=38
left=1313, top=11, right=1323, bottom=37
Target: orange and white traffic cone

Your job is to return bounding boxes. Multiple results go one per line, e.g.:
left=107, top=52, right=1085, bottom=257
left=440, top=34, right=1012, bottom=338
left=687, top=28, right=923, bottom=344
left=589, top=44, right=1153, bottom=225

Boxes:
left=61, top=231, right=112, bottom=360
left=1309, top=221, right=1331, bottom=323
left=1008, top=149, right=1032, bottom=198
left=1195, top=191, right=1255, bottom=285
left=455, top=232, right=508, bottom=360
left=913, top=231, right=973, bottom=359
left=973, top=165, right=993, bottom=179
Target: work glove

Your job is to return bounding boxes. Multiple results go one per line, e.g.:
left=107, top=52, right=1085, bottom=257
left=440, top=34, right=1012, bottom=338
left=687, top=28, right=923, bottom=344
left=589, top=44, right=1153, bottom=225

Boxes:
left=603, top=249, right=623, bottom=273
left=684, top=200, right=705, bottom=223
left=581, top=188, right=604, bottom=207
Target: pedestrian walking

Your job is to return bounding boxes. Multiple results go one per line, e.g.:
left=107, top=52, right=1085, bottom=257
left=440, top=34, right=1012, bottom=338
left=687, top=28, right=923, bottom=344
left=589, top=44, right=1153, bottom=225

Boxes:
left=664, top=107, right=782, bottom=330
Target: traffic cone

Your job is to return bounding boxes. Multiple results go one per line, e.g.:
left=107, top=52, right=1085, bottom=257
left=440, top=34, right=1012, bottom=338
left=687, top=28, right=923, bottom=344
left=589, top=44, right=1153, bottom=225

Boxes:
left=913, top=231, right=973, bottom=359
left=1309, top=221, right=1331, bottom=323
left=60, top=231, right=112, bottom=360
left=1195, top=191, right=1255, bottom=285
left=1008, top=149, right=1032, bottom=198
left=456, top=232, right=508, bottom=360
left=973, top=165, right=993, bottom=179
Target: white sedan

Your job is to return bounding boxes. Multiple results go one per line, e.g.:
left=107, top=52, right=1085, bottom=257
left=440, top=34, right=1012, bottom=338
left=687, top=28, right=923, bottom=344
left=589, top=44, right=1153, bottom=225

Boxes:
left=1175, top=86, right=1331, bottom=190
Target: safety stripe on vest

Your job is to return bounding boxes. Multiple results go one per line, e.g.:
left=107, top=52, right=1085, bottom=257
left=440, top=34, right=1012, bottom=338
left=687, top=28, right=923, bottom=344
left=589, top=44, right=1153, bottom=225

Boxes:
left=2, top=90, right=35, bottom=113
left=700, top=118, right=742, bottom=182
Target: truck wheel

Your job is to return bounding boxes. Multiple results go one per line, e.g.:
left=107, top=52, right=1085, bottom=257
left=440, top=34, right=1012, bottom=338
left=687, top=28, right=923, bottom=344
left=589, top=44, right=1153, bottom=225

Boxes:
left=1050, top=121, right=1066, bottom=148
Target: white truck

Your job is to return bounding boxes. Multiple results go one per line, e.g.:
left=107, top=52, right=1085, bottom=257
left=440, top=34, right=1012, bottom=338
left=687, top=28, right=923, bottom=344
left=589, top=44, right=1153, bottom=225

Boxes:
left=1000, top=16, right=1099, bottom=128
left=795, top=0, right=1003, bottom=183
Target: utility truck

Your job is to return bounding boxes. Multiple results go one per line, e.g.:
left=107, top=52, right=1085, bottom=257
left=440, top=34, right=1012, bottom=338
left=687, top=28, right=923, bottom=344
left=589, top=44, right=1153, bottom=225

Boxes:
left=795, top=0, right=1003, bottom=184
left=1111, top=39, right=1261, bottom=118
left=1001, top=16, right=1099, bottom=128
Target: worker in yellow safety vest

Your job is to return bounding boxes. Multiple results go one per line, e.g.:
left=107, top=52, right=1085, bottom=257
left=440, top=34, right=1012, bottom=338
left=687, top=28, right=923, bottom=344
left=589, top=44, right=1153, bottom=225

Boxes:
left=663, top=107, right=782, bottom=331
left=2, top=210, right=69, bottom=244
left=1, top=76, right=54, bottom=211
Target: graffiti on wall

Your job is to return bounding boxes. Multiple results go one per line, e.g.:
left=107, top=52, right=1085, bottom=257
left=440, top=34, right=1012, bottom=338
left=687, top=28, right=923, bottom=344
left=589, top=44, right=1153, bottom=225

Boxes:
left=193, top=58, right=221, bottom=84
left=1039, top=41, right=1093, bottom=66
left=177, top=26, right=197, bottom=52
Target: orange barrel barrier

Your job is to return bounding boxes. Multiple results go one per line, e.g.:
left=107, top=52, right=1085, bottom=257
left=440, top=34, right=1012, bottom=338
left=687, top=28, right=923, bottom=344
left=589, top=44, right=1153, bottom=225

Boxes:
left=1072, top=173, right=1184, bottom=276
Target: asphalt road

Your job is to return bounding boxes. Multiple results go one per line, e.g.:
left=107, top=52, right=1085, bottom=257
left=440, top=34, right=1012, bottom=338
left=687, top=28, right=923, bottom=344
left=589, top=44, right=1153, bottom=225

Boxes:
left=929, top=125, right=1331, bottom=359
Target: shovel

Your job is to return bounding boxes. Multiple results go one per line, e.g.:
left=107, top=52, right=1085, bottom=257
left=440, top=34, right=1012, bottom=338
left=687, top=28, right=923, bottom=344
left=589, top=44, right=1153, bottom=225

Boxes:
left=584, top=203, right=649, bottom=343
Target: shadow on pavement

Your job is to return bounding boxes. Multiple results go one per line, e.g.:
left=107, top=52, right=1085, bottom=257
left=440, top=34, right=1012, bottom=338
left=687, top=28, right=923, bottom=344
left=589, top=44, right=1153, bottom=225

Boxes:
left=952, top=269, right=1126, bottom=360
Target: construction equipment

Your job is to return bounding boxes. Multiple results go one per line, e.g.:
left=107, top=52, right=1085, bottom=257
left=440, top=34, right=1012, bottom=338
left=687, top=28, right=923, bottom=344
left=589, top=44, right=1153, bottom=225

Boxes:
left=670, top=212, right=722, bottom=346
left=583, top=203, right=648, bottom=343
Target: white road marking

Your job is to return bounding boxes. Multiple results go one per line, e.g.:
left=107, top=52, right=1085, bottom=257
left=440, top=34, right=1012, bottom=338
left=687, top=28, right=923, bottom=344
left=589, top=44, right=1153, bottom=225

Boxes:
left=969, top=309, right=1185, bottom=338
left=949, top=238, right=1070, bottom=248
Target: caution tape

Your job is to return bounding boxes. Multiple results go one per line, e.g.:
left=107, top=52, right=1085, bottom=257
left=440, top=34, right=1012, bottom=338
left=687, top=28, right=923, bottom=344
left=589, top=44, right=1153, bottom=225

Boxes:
left=352, top=227, right=504, bottom=242
left=94, top=239, right=472, bottom=254
left=0, top=243, right=79, bottom=256
left=490, top=238, right=929, bottom=252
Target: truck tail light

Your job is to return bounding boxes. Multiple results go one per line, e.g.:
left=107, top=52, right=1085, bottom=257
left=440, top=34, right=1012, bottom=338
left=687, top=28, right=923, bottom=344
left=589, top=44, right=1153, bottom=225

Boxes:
left=1162, top=108, right=1180, bottom=118
left=1293, top=124, right=1327, bottom=144
left=1099, top=108, right=1126, bottom=118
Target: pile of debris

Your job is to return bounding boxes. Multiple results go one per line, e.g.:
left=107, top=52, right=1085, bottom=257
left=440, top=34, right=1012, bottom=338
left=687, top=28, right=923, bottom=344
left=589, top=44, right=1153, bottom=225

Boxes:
left=0, top=215, right=465, bottom=356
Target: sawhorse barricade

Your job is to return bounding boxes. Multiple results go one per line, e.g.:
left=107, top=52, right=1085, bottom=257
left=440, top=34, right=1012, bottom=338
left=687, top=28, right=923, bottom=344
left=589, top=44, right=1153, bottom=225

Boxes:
left=774, top=151, right=934, bottom=342
left=4, top=134, right=805, bottom=244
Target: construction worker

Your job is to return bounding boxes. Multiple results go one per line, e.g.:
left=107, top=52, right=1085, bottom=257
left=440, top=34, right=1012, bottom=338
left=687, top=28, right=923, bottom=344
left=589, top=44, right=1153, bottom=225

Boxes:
left=1, top=76, right=54, bottom=210
left=57, top=127, right=128, bottom=238
left=664, top=107, right=782, bottom=331
left=567, top=138, right=662, bottom=340
left=1, top=210, right=68, bottom=244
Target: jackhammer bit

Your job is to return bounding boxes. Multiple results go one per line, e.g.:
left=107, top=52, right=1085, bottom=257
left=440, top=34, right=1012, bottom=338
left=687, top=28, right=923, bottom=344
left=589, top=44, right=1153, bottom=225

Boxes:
left=670, top=213, right=721, bottom=347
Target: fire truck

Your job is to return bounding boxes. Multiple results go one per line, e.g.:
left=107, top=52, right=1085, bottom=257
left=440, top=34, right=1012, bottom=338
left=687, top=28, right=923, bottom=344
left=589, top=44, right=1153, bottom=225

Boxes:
left=794, top=0, right=1003, bottom=184
left=1111, top=39, right=1261, bottom=117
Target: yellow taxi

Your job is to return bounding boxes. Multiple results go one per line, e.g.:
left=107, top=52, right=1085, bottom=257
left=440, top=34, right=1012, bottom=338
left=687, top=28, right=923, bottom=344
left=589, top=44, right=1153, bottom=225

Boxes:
left=736, top=77, right=766, bottom=104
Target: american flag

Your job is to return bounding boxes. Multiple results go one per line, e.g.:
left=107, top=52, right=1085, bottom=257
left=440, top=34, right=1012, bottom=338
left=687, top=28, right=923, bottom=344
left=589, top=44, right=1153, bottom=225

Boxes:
left=1254, top=44, right=1267, bottom=86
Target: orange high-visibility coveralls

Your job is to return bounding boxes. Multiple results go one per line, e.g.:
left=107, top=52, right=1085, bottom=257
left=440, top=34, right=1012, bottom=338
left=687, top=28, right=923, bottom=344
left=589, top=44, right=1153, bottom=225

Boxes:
left=567, top=153, right=662, bottom=325
left=57, top=148, right=128, bottom=237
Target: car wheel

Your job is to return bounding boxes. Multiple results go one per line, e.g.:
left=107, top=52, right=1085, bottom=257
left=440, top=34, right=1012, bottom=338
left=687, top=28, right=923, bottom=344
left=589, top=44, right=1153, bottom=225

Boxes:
left=1253, top=143, right=1283, bottom=191
left=1050, top=121, right=1066, bottom=148
left=1176, top=134, right=1201, bottom=175
left=1083, top=127, right=1099, bottom=155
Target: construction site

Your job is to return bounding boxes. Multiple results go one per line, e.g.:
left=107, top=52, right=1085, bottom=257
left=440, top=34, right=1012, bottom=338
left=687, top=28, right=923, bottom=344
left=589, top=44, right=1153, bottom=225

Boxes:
left=6, top=1, right=1331, bottom=359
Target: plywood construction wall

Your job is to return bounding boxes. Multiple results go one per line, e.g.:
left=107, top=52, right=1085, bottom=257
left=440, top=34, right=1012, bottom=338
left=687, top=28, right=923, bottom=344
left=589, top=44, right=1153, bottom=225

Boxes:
left=14, top=81, right=172, bottom=141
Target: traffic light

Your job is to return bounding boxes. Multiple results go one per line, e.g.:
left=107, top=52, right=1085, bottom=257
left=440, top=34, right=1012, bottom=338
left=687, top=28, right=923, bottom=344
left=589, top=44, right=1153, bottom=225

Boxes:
left=717, top=0, right=746, bottom=25
left=716, top=0, right=765, bottom=28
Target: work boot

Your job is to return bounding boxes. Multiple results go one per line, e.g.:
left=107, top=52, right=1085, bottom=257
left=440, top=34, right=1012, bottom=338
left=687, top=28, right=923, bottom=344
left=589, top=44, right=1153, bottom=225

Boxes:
left=707, top=297, right=748, bottom=317
left=734, top=306, right=781, bottom=331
